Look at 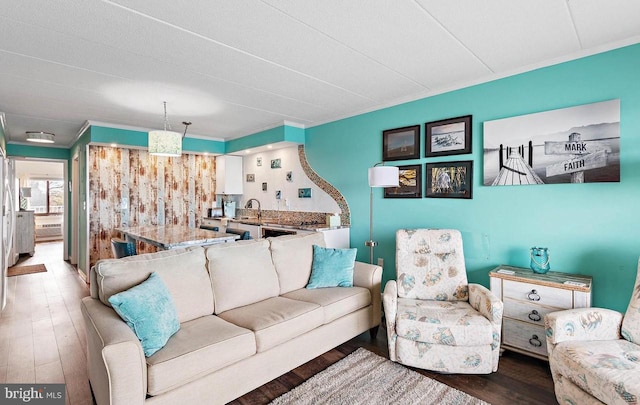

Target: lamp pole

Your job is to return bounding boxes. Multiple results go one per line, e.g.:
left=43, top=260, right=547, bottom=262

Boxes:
left=365, top=185, right=377, bottom=264
left=366, top=163, right=399, bottom=265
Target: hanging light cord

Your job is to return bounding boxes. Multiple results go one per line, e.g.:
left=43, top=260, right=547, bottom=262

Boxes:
left=162, top=101, right=171, bottom=131
left=182, top=121, right=192, bottom=139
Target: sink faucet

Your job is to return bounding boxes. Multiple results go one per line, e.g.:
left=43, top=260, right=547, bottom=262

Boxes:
left=245, top=198, right=262, bottom=219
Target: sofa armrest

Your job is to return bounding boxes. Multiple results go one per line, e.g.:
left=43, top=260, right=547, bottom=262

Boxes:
left=353, top=261, right=382, bottom=328
left=469, top=283, right=503, bottom=325
left=81, top=297, right=147, bottom=405
left=544, top=308, right=623, bottom=346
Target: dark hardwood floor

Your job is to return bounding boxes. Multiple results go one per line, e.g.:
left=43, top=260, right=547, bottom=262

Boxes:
left=231, top=330, right=557, bottom=405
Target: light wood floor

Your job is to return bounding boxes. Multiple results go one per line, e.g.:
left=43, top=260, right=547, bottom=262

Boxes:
left=0, top=242, right=557, bottom=405
left=0, top=242, right=92, bottom=405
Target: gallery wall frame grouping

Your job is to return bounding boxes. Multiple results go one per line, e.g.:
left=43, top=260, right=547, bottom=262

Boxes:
left=382, top=115, right=472, bottom=162
left=382, top=161, right=474, bottom=199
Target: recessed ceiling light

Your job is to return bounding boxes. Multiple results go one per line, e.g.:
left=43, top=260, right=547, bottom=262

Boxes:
left=26, top=131, right=55, bottom=143
left=110, top=143, right=117, bottom=147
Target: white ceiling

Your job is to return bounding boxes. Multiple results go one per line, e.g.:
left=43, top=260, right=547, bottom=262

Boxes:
left=1, top=1, right=639, bottom=148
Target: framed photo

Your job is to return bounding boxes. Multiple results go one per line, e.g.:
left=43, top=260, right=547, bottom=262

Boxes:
left=286, top=171, right=293, bottom=182
left=383, top=125, right=420, bottom=161
left=298, top=188, right=312, bottom=198
left=271, top=158, right=281, bottom=169
left=425, top=160, right=473, bottom=199
left=384, top=164, right=422, bottom=198
left=262, top=182, right=267, bottom=191
left=425, top=115, right=472, bottom=157
left=246, top=174, right=255, bottom=182
left=256, top=157, right=262, bottom=166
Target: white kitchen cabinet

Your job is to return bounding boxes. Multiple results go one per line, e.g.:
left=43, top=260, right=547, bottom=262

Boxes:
left=215, top=155, right=243, bottom=195
left=489, top=265, right=592, bottom=360
left=15, top=210, right=35, bottom=256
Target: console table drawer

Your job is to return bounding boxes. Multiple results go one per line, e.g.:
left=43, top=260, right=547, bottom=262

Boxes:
left=503, top=298, right=555, bottom=326
left=489, top=265, right=592, bottom=360
left=503, top=280, right=572, bottom=308
left=503, top=319, right=547, bottom=357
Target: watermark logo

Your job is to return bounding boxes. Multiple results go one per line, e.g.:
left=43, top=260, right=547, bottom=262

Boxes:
left=1, top=384, right=65, bottom=404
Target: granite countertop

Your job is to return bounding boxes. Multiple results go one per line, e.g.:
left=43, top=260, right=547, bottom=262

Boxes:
left=117, top=225, right=239, bottom=249
left=204, top=217, right=349, bottom=232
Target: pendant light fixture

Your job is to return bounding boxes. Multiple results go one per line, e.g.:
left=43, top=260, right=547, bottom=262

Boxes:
left=26, top=131, right=55, bottom=143
left=148, top=101, right=182, bottom=157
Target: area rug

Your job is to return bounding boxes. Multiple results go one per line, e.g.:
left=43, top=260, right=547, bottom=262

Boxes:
left=270, top=348, right=490, bottom=405
left=8, top=264, right=47, bottom=277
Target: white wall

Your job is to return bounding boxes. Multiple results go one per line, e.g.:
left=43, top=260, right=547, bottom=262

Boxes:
left=239, top=146, right=340, bottom=213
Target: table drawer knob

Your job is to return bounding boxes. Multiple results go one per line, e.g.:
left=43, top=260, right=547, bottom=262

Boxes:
left=529, top=335, right=543, bottom=347
left=528, top=310, right=542, bottom=322
left=527, top=289, right=541, bottom=301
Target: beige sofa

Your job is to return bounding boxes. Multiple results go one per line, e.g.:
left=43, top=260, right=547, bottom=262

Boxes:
left=81, top=232, right=382, bottom=405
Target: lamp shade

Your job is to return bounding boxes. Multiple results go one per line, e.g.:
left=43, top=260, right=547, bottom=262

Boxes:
left=148, top=130, right=182, bottom=157
left=368, top=166, right=399, bottom=188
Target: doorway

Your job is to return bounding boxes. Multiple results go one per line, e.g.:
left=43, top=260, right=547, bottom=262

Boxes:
left=13, top=158, right=68, bottom=262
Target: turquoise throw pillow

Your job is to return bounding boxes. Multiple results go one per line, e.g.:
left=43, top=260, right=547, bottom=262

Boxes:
left=108, top=272, right=180, bottom=357
left=306, top=245, right=357, bottom=289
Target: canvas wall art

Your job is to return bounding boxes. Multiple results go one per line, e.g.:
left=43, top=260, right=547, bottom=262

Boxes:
left=483, top=99, right=620, bottom=186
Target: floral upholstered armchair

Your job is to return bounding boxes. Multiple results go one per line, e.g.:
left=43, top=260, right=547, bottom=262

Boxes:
left=382, top=229, right=503, bottom=374
left=545, top=260, right=640, bottom=405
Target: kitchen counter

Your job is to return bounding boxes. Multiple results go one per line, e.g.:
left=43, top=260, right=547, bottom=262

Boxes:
left=205, top=217, right=350, bottom=232
left=202, top=216, right=350, bottom=248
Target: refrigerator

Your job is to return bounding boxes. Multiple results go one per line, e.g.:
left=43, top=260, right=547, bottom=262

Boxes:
left=1, top=153, right=16, bottom=311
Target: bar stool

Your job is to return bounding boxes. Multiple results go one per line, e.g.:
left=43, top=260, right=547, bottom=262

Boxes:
left=224, top=227, right=251, bottom=240
left=111, top=238, right=137, bottom=259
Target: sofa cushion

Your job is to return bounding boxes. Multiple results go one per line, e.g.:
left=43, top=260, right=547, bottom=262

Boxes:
left=146, top=315, right=256, bottom=396
left=550, top=339, right=640, bottom=405
left=306, top=245, right=357, bottom=289
left=283, top=287, right=371, bottom=324
left=269, top=232, right=326, bottom=294
left=395, top=298, right=493, bottom=346
left=108, top=272, right=180, bottom=357
left=218, top=297, right=323, bottom=352
left=206, top=239, right=280, bottom=314
left=93, top=247, right=213, bottom=323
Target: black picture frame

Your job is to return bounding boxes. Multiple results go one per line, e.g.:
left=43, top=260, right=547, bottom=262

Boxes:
left=425, top=160, right=473, bottom=199
left=382, top=125, right=420, bottom=161
left=384, top=164, right=422, bottom=198
left=425, top=115, right=472, bottom=157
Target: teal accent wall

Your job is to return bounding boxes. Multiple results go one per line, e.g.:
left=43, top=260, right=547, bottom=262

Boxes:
left=90, top=125, right=225, bottom=154
left=305, top=43, right=640, bottom=312
left=226, top=125, right=305, bottom=153
left=6, top=144, right=70, bottom=160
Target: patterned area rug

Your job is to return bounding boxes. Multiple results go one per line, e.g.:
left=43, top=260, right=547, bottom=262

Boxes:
left=270, top=348, right=490, bottom=405
left=8, top=264, right=47, bottom=277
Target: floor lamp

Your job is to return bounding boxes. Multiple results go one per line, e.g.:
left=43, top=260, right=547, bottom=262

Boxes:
left=365, top=163, right=399, bottom=264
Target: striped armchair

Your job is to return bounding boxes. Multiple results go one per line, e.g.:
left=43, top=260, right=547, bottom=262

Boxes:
left=382, top=229, right=503, bottom=374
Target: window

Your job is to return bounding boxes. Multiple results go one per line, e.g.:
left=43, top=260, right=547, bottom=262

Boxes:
left=27, top=180, right=64, bottom=214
